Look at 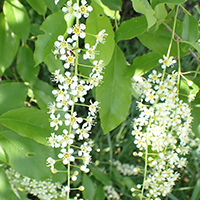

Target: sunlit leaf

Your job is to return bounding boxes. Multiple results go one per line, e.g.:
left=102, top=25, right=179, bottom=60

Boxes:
left=85, top=1, right=115, bottom=66
left=130, top=0, right=156, bottom=29
left=3, top=0, right=30, bottom=41
left=34, top=10, right=67, bottom=66
left=0, top=107, right=52, bottom=145
left=0, top=131, right=51, bottom=180
left=0, top=13, right=19, bottom=75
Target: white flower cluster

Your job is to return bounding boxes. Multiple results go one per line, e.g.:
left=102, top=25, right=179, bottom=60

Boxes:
left=131, top=56, right=192, bottom=199
left=5, top=168, right=72, bottom=200
left=103, top=185, right=121, bottom=200
left=48, top=0, right=107, bottom=198
left=113, top=160, right=140, bottom=176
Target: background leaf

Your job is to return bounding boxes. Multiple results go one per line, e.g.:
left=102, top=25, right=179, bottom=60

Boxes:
left=0, top=131, right=50, bottom=180
left=0, top=13, right=19, bottom=76
left=0, top=107, right=52, bottom=145
left=101, top=0, right=122, bottom=11
left=182, top=13, right=199, bottom=43
left=127, top=52, right=161, bottom=77
left=97, top=44, right=132, bottom=134
left=26, top=0, right=47, bottom=15
left=90, top=165, right=112, bottom=185
left=0, top=82, right=28, bottom=116
left=3, top=0, right=30, bottom=41
left=85, top=1, right=115, bottom=66
left=131, top=0, right=157, bottom=29
left=16, top=45, right=39, bottom=85
left=34, top=10, right=67, bottom=66
left=82, top=173, right=96, bottom=200
left=115, top=16, right=147, bottom=42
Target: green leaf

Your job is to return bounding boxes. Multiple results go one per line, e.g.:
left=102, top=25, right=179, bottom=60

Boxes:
left=34, top=10, right=67, bottom=66
left=0, top=167, right=18, bottom=200
left=182, top=14, right=199, bottom=43
left=26, top=0, right=47, bottom=15
left=82, top=174, right=96, bottom=200
left=152, top=0, right=186, bottom=7
left=32, top=78, right=55, bottom=111
left=0, top=107, right=52, bottom=145
left=127, top=52, right=161, bottom=77
left=115, top=16, right=147, bottom=42
left=85, top=1, right=115, bottom=66
left=0, top=13, right=19, bottom=76
left=96, top=44, right=132, bottom=134
left=90, top=165, right=112, bottom=185
left=0, top=82, right=28, bottom=116
left=3, top=0, right=30, bottom=41
left=138, top=23, right=177, bottom=55
left=16, top=45, right=39, bottom=85
left=0, top=145, right=7, bottom=164
left=0, top=131, right=50, bottom=180
left=190, top=178, right=200, bottom=200
left=44, top=53, right=65, bottom=74
left=131, top=0, right=157, bottom=29
left=101, top=0, right=122, bottom=11
left=94, top=184, right=105, bottom=200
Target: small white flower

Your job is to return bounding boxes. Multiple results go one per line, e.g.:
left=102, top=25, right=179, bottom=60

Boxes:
left=83, top=43, right=98, bottom=60
left=159, top=55, right=176, bottom=68
left=58, top=148, right=75, bottom=165
left=50, top=114, right=63, bottom=130
left=62, top=0, right=74, bottom=19
left=95, top=29, right=108, bottom=45
left=64, top=111, right=83, bottom=129
left=73, top=0, right=93, bottom=19
left=67, top=24, right=86, bottom=41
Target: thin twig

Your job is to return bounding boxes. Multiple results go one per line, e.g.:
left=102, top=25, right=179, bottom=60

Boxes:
left=163, top=23, right=200, bottom=65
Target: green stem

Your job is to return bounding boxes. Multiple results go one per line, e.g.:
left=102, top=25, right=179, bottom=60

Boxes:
left=166, top=5, right=179, bottom=58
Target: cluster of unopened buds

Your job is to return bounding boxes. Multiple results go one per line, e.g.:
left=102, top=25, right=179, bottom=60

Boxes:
left=46, top=0, right=107, bottom=199
left=131, top=55, right=193, bottom=199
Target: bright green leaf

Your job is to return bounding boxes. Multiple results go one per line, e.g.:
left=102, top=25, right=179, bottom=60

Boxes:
left=127, top=52, right=161, bottom=77
left=131, top=0, right=157, bottom=29
left=101, top=0, right=122, bottom=11
left=0, top=107, right=52, bottom=145
left=182, top=14, right=199, bottom=43
left=0, top=167, right=18, bottom=200
left=3, top=0, right=30, bottom=41
left=0, top=82, right=28, bottom=116
left=0, top=131, right=50, bottom=180
left=16, top=45, right=39, bottom=85
left=90, top=165, right=112, bottom=185
left=0, top=13, right=19, bottom=75
left=26, top=0, right=47, bottom=15
left=85, top=1, right=115, bottom=66
left=0, top=145, right=7, bottom=164
left=115, top=16, right=147, bottom=42
left=34, top=10, right=67, bottom=66
left=82, top=174, right=96, bottom=200
left=152, top=0, right=186, bottom=7
left=96, top=44, right=132, bottom=134
left=44, top=53, right=65, bottom=74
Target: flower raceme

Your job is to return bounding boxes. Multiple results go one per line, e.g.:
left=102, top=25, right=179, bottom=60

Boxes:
left=46, top=0, right=107, bottom=199
left=131, top=56, right=192, bottom=199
